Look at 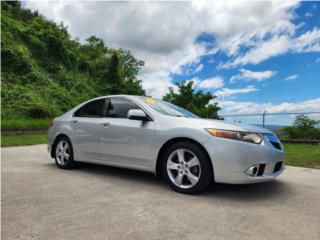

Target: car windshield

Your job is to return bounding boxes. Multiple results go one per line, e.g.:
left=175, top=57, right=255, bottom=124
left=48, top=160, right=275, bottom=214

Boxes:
left=142, top=97, right=199, bottom=118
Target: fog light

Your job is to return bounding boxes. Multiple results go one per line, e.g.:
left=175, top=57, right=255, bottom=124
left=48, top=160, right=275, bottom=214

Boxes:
left=246, top=165, right=258, bottom=176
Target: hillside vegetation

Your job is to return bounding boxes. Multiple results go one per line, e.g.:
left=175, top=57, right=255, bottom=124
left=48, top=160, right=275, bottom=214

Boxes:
left=1, top=1, right=145, bottom=119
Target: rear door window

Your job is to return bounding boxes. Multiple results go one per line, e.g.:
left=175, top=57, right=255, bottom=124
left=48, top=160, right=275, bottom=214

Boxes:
left=74, top=99, right=106, bottom=118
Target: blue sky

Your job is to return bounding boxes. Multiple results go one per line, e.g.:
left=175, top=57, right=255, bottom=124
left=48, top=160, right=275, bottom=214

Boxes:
left=173, top=2, right=320, bottom=104
left=26, top=1, right=320, bottom=124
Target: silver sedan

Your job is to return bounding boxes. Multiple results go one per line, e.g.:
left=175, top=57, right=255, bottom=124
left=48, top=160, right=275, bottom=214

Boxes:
left=48, top=95, right=285, bottom=194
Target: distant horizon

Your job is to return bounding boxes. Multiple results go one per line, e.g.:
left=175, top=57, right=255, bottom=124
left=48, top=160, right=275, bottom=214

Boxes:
left=223, top=113, right=320, bottom=126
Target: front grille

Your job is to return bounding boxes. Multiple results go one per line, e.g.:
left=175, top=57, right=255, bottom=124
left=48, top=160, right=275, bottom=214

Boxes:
left=257, top=164, right=265, bottom=176
left=273, top=162, right=283, bottom=173
left=270, top=141, right=282, bottom=150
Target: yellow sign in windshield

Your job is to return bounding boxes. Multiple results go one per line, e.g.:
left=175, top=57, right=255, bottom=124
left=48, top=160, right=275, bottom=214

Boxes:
left=146, top=97, right=155, bottom=105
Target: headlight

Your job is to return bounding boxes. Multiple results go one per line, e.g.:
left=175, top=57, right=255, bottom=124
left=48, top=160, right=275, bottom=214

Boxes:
left=206, top=129, right=263, bottom=144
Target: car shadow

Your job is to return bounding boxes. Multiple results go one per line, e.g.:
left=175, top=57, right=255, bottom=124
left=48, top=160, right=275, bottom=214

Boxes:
left=46, top=162, right=166, bottom=188
left=202, top=180, right=291, bottom=201
left=79, top=162, right=162, bottom=184
left=46, top=162, right=291, bottom=201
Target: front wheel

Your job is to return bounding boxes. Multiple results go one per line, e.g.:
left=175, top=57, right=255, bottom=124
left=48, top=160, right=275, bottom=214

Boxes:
left=162, top=142, right=213, bottom=194
left=54, top=137, right=75, bottom=169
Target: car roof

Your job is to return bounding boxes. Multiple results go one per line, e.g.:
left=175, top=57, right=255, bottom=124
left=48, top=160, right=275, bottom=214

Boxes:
left=90, top=94, right=156, bottom=103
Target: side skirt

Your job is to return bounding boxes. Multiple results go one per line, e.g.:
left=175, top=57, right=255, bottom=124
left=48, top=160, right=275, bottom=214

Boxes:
left=75, top=158, right=155, bottom=174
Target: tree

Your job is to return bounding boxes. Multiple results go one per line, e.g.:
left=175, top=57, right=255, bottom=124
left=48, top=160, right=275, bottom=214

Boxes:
left=293, top=115, right=320, bottom=130
left=1, top=1, right=145, bottom=119
left=283, top=115, right=320, bottom=140
left=107, top=53, right=121, bottom=94
left=117, top=49, right=145, bottom=95
left=102, top=51, right=145, bottom=95
left=163, top=81, right=222, bottom=119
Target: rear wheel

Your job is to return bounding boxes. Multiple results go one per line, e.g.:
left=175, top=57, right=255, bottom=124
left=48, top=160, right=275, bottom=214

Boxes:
left=162, top=141, right=213, bottom=194
left=54, top=137, right=75, bottom=169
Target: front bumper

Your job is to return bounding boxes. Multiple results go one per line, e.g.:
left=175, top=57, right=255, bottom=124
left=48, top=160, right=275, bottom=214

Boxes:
left=204, top=135, right=285, bottom=184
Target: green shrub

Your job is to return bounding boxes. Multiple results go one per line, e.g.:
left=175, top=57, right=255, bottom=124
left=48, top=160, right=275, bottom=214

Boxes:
left=1, top=119, right=51, bottom=130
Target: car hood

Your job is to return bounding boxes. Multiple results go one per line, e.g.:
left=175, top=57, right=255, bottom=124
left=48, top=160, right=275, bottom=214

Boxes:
left=162, top=116, right=273, bottom=134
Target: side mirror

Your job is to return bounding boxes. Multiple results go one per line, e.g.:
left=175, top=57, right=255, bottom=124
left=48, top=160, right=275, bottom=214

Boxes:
left=128, top=109, right=148, bottom=121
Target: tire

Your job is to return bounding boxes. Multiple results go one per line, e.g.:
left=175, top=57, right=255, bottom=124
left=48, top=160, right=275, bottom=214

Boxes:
left=162, top=141, right=213, bottom=194
left=54, top=136, right=75, bottom=169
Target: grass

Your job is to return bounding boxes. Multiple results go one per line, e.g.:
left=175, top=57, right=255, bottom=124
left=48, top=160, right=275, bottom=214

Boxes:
left=1, top=119, right=51, bottom=130
left=1, top=134, right=47, bottom=147
left=284, top=143, right=320, bottom=169
left=1, top=136, right=319, bottom=169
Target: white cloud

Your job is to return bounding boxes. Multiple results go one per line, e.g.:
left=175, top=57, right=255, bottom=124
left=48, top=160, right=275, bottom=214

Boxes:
left=198, top=76, right=224, bottom=89
left=222, top=27, right=320, bottom=68
left=218, top=98, right=320, bottom=115
left=185, top=77, right=200, bottom=87
left=215, top=85, right=258, bottom=98
left=221, top=35, right=291, bottom=68
left=230, top=68, right=277, bottom=83
left=186, top=76, right=224, bottom=90
left=305, top=12, right=313, bottom=17
left=194, top=64, right=204, bottom=74
left=284, top=74, right=298, bottom=81
left=140, top=71, right=177, bottom=99
left=25, top=0, right=304, bottom=97
left=185, top=77, right=199, bottom=85
left=184, top=63, right=204, bottom=75
left=292, top=27, right=320, bottom=52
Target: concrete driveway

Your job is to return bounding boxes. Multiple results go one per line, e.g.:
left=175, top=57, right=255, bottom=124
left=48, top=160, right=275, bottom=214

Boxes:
left=1, top=144, right=320, bottom=240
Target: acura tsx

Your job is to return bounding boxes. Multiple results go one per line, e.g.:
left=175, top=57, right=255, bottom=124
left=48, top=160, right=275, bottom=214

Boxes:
left=48, top=95, right=285, bottom=194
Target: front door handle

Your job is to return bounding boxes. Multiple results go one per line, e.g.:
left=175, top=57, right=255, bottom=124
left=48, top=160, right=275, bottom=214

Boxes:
left=103, top=122, right=111, bottom=127
left=72, top=120, right=78, bottom=124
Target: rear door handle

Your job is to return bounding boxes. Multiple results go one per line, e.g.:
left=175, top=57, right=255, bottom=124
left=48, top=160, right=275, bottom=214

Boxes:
left=72, top=120, right=78, bottom=124
left=103, top=122, right=111, bottom=127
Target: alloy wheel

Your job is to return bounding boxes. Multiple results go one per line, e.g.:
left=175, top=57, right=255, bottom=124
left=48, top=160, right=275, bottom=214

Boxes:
left=55, top=140, right=70, bottom=166
left=166, top=148, right=201, bottom=189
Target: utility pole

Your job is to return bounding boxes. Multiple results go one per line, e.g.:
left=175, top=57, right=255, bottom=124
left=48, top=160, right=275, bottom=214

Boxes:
left=262, top=111, right=266, bottom=128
